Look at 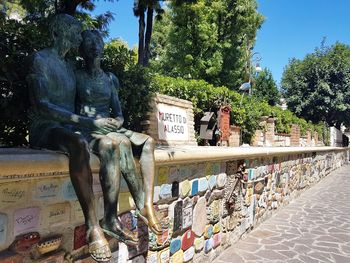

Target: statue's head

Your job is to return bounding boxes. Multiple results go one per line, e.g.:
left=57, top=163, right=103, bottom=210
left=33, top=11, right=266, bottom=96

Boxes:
left=80, top=30, right=104, bottom=61
left=49, top=14, right=83, bottom=51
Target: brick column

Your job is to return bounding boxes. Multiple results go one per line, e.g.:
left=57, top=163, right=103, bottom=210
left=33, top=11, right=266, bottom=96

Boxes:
left=229, top=125, right=241, bottom=147
left=290, top=124, right=300, bottom=146
left=252, top=130, right=263, bottom=147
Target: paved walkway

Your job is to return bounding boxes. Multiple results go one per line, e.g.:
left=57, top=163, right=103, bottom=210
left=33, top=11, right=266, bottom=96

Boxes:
left=214, top=165, right=350, bottom=263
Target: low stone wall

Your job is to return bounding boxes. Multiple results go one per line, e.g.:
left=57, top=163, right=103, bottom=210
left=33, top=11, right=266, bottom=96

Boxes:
left=0, top=147, right=348, bottom=262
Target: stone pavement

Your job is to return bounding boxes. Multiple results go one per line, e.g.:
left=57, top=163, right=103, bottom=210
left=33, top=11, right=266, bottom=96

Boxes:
left=213, top=165, right=350, bottom=263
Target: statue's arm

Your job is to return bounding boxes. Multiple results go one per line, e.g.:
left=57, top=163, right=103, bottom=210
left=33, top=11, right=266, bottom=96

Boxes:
left=108, top=73, right=124, bottom=129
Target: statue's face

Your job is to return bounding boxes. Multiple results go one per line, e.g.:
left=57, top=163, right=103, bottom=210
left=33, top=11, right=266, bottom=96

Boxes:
left=65, top=25, right=83, bottom=50
left=81, top=33, right=104, bottom=60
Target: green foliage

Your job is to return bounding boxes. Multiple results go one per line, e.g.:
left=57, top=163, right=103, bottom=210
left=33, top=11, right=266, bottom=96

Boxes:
left=282, top=42, right=350, bottom=128
left=151, top=0, right=264, bottom=89
left=0, top=0, right=114, bottom=146
left=150, top=75, right=326, bottom=144
left=253, top=68, right=280, bottom=106
left=102, top=39, right=154, bottom=132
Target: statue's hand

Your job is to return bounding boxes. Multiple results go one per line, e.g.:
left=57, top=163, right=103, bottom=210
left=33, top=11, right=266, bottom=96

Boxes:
left=107, top=117, right=123, bottom=130
left=93, top=118, right=119, bottom=133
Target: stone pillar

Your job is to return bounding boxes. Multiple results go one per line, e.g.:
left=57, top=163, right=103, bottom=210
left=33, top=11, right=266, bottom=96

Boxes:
left=252, top=130, right=264, bottom=147
left=306, top=130, right=311, bottom=146
left=265, top=117, right=275, bottom=147
left=290, top=124, right=300, bottom=146
left=313, top=131, right=319, bottom=146
left=228, top=125, right=240, bottom=147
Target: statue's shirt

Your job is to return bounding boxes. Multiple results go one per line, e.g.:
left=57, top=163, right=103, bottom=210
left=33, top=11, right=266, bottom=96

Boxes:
left=28, top=49, right=77, bottom=147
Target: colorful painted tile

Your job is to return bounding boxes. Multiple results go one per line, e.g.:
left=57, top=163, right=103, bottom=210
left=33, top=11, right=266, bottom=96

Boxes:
left=205, top=163, right=212, bottom=176
left=0, top=213, right=7, bottom=245
left=171, top=249, right=184, bottom=263
left=220, top=162, right=227, bottom=173
left=208, top=175, right=216, bottom=190
left=172, top=181, right=179, bottom=198
left=62, top=179, right=77, bottom=200
left=181, top=230, right=195, bottom=251
left=180, top=180, right=191, bottom=198
left=190, top=180, right=198, bottom=196
left=213, top=233, right=221, bottom=248
left=34, top=179, right=60, bottom=200
left=153, top=185, right=160, bottom=203
left=173, top=200, right=183, bottom=233
left=157, top=229, right=169, bottom=246
left=204, top=225, right=213, bottom=239
left=43, top=202, right=70, bottom=227
left=0, top=183, right=27, bottom=208
left=14, top=207, right=40, bottom=236
left=194, top=236, right=204, bottom=251
left=159, top=184, right=172, bottom=200
left=10, top=232, right=40, bottom=253
left=159, top=248, right=170, bottom=263
left=212, top=163, right=221, bottom=175
left=213, top=223, right=221, bottom=234
left=192, top=197, right=206, bottom=236
left=179, top=166, right=190, bottom=179
left=216, top=173, right=227, bottom=189
left=198, top=178, right=208, bottom=193
left=119, top=211, right=137, bottom=231
left=204, top=238, right=213, bottom=253
left=183, top=246, right=195, bottom=262
left=158, top=167, right=169, bottom=185
left=169, top=167, right=180, bottom=183
left=182, top=202, right=193, bottom=230
left=170, top=238, right=181, bottom=255
left=74, top=224, right=87, bottom=250
left=146, top=251, right=157, bottom=263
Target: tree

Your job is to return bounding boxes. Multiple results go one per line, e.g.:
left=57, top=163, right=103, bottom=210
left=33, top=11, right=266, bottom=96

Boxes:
left=151, top=0, right=264, bottom=89
left=133, top=0, right=164, bottom=66
left=281, top=42, right=350, bottom=128
left=0, top=0, right=113, bottom=146
left=253, top=68, right=279, bottom=106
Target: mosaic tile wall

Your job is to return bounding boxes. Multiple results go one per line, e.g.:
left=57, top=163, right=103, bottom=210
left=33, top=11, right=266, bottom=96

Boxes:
left=0, top=150, right=348, bottom=262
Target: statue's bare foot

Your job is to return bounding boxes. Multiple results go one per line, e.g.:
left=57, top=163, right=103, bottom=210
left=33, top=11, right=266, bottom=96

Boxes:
left=140, top=203, right=162, bottom=235
left=87, top=226, right=111, bottom=262
left=101, top=218, right=138, bottom=246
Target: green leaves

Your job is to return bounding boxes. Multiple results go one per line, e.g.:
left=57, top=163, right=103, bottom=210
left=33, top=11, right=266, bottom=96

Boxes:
left=282, top=42, right=350, bottom=128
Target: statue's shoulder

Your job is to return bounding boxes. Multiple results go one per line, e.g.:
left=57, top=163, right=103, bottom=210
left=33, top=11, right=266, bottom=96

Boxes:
left=106, top=72, right=120, bottom=90
left=29, top=49, right=52, bottom=71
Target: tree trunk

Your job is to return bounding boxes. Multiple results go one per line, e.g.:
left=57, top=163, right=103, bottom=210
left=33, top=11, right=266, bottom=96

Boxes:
left=63, top=0, right=87, bottom=15
left=144, top=7, right=154, bottom=66
left=138, top=8, right=146, bottom=65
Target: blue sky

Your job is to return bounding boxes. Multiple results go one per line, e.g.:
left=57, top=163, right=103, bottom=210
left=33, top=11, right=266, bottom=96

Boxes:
left=92, top=0, right=350, bottom=86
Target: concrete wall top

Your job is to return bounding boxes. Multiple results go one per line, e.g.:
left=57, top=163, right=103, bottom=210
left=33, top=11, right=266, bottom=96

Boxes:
left=0, top=146, right=347, bottom=181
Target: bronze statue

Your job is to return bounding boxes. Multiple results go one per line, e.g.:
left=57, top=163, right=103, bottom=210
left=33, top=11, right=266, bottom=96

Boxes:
left=75, top=30, right=162, bottom=235
left=27, top=14, right=117, bottom=262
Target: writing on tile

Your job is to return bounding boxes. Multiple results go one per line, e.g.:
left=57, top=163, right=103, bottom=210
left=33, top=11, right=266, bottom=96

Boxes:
left=34, top=180, right=60, bottom=200
left=14, top=207, right=40, bottom=236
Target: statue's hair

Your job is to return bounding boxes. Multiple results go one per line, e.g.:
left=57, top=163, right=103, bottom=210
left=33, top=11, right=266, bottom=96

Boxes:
left=49, top=14, right=82, bottom=38
left=81, top=30, right=104, bottom=46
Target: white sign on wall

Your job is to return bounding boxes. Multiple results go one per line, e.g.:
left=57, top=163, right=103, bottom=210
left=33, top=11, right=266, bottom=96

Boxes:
left=157, top=103, right=189, bottom=141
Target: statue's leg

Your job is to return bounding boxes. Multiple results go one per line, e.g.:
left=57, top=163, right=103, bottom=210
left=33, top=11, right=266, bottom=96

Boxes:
left=106, top=133, right=144, bottom=210
left=137, top=136, right=162, bottom=235
left=91, top=136, right=138, bottom=246
left=119, top=137, right=144, bottom=210
left=47, top=128, right=111, bottom=262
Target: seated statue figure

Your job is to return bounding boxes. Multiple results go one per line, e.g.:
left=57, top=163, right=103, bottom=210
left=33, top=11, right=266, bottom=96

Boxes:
left=26, top=14, right=135, bottom=262
left=75, top=30, right=162, bottom=236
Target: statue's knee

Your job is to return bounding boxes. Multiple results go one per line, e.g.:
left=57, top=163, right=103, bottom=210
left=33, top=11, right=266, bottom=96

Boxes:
left=120, top=138, right=131, bottom=148
left=143, top=136, right=155, bottom=152
left=71, top=135, right=89, bottom=156
left=99, top=138, right=119, bottom=157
